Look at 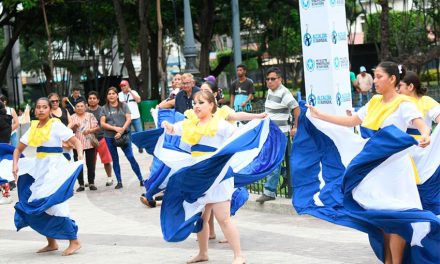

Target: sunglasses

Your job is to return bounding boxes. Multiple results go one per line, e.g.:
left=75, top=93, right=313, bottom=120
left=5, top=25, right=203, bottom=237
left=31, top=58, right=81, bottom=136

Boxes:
left=266, top=77, right=279, bottom=82
left=50, top=100, right=59, bottom=103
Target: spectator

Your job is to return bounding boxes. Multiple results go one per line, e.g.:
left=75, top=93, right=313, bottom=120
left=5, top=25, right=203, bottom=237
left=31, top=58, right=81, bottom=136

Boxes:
left=68, top=100, right=99, bottom=191
left=0, top=95, right=18, bottom=146
left=157, top=73, right=182, bottom=109
left=174, top=73, right=200, bottom=114
left=118, top=80, right=143, bottom=153
left=101, top=86, right=143, bottom=189
left=349, top=64, right=359, bottom=106
left=63, top=87, right=86, bottom=115
left=256, top=67, right=300, bottom=203
left=0, top=101, right=13, bottom=205
left=229, top=64, right=254, bottom=112
left=87, top=91, right=114, bottom=186
left=357, top=66, right=373, bottom=107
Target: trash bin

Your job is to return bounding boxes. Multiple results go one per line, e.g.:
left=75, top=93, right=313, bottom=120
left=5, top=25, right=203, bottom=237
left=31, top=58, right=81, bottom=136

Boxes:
left=139, top=100, right=158, bottom=129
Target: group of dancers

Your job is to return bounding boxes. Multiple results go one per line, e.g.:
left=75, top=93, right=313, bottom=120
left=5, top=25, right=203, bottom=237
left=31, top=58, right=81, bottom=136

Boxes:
left=0, top=61, right=439, bottom=264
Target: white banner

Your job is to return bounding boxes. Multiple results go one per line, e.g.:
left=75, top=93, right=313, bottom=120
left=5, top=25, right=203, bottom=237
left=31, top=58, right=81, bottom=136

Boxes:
left=299, top=0, right=352, bottom=114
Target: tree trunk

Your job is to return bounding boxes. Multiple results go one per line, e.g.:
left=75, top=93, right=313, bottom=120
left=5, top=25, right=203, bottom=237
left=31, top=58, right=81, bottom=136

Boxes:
left=138, top=0, right=151, bottom=99
left=41, top=0, right=55, bottom=92
left=156, top=0, right=167, bottom=101
left=379, top=0, right=391, bottom=60
left=112, top=0, right=139, bottom=91
left=149, top=31, right=160, bottom=100
left=197, top=0, right=215, bottom=77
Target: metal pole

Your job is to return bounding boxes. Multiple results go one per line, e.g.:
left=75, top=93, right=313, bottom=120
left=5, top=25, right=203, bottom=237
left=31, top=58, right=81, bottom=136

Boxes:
left=231, top=0, right=242, bottom=72
left=183, top=0, right=199, bottom=75
left=172, top=0, right=182, bottom=72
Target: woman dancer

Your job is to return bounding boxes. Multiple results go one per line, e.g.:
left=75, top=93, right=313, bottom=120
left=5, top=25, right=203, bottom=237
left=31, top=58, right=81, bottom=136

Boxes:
left=162, top=91, right=246, bottom=264
left=12, top=97, right=84, bottom=256
left=304, top=62, right=433, bottom=263
left=101, top=87, right=143, bottom=189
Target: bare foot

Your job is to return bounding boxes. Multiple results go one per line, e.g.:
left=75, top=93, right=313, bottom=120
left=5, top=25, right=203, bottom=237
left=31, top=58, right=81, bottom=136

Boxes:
left=37, top=244, right=58, bottom=253
left=232, top=255, right=246, bottom=264
left=61, top=241, right=81, bottom=256
left=218, top=239, right=228, bottom=243
left=187, top=254, right=209, bottom=263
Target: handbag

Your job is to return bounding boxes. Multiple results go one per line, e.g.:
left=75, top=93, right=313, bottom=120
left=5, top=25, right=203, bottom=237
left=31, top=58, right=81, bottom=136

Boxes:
left=88, top=113, right=100, bottom=148
left=113, top=131, right=129, bottom=149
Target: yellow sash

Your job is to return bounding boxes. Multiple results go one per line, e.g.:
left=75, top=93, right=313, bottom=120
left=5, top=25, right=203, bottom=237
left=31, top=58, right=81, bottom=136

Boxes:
left=27, top=118, right=60, bottom=147
left=361, top=95, right=415, bottom=130
left=415, top=96, right=439, bottom=117
left=181, top=106, right=233, bottom=146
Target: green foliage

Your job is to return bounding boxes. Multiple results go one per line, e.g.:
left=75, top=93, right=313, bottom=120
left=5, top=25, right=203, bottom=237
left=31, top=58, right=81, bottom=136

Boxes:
left=364, top=11, right=430, bottom=57
left=420, top=68, right=439, bottom=82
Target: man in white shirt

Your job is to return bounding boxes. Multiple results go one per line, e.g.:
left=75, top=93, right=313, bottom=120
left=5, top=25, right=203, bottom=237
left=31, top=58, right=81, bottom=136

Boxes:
left=118, top=80, right=143, bottom=152
left=356, top=66, right=373, bottom=107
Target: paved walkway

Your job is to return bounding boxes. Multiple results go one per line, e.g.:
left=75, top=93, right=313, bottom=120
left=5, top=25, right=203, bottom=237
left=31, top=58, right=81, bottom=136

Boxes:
left=0, top=147, right=379, bottom=263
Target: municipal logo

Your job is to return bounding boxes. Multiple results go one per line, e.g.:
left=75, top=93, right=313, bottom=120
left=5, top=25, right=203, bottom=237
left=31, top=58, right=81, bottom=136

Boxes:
left=306, top=59, right=315, bottom=72
left=336, top=91, right=342, bottom=106
left=308, top=91, right=316, bottom=106
left=301, top=0, right=311, bottom=9
left=332, top=30, right=337, bottom=44
left=304, top=32, right=312, bottom=47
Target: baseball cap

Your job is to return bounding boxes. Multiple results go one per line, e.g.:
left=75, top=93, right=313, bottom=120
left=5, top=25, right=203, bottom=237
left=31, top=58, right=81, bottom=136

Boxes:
left=203, top=75, right=216, bottom=83
left=120, top=80, right=129, bottom=87
left=359, top=66, right=366, bottom=72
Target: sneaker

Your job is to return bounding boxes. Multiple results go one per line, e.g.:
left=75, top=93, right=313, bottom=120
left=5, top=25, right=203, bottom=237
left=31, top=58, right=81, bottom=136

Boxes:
left=256, top=194, right=275, bottom=204
left=76, top=186, right=85, bottom=192
left=140, top=180, right=144, bottom=187
left=139, top=148, right=143, bottom=153
left=115, top=182, right=123, bottom=189
left=89, top=184, right=97, bottom=191
left=106, top=178, right=113, bottom=187
left=0, top=196, right=13, bottom=205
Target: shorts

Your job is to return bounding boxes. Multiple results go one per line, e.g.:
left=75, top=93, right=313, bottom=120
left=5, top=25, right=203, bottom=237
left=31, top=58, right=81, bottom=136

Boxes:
left=95, top=137, right=112, bottom=164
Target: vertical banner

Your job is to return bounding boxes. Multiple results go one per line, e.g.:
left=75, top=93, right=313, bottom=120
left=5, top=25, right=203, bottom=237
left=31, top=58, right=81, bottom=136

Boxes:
left=299, top=0, right=352, bottom=115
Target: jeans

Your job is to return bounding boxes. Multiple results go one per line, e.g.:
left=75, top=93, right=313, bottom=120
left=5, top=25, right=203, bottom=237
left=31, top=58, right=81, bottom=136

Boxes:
left=105, top=136, right=143, bottom=183
left=263, top=133, right=290, bottom=198
left=131, top=118, right=143, bottom=133
left=357, top=92, right=371, bottom=107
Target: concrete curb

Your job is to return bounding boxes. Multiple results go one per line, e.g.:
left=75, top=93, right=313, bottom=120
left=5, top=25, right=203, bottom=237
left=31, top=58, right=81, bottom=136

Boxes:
left=243, top=193, right=298, bottom=216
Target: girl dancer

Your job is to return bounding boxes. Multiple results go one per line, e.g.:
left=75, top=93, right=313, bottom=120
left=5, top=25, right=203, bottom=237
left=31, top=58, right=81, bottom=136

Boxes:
left=12, top=98, right=84, bottom=256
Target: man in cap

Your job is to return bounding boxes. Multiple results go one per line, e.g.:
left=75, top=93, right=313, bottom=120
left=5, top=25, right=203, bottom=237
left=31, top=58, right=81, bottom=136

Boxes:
left=118, top=80, right=143, bottom=153
left=356, top=66, right=373, bottom=107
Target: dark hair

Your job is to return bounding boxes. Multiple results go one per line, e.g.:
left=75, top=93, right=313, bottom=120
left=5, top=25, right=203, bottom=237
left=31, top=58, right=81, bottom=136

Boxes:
left=0, top=94, right=7, bottom=104
left=266, top=67, right=282, bottom=77
left=0, top=101, right=6, bottom=115
left=75, top=99, right=86, bottom=106
left=36, top=97, right=52, bottom=108
left=202, top=81, right=218, bottom=93
left=72, top=87, right=81, bottom=92
left=376, top=61, right=406, bottom=86
left=401, top=71, right=426, bottom=96
left=237, top=64, right=247, bottom=71
left=105, top=86, right=121, bottom=109
left=194, top=90, right=217, bottom=114
left=88, top=91, right=99, bottom=99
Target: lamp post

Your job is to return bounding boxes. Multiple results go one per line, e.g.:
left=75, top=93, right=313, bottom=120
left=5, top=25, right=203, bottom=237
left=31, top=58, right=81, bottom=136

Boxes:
left=231, top=0, right=242, bottom=71
left=183, top=0, right=199, bottom=76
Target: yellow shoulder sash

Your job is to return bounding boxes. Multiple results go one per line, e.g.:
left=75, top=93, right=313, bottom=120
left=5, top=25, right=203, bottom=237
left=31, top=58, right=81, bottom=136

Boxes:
left=416, top=96, right=439, bottom=117
left=27, top=118, right=60, bottom=147
left=362, top=94, right=415, bottom=131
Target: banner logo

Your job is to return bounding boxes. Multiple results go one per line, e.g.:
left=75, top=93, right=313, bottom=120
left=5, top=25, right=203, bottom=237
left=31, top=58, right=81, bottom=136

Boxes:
left=306, top=59, right=315, bottom=72
left=308, top=88, right=316, bottom=106
left=301, top=0, right=311, bottom=9
left=333, top=56, right=349, bottom=70
left=333, top=57, right=340, bottom=69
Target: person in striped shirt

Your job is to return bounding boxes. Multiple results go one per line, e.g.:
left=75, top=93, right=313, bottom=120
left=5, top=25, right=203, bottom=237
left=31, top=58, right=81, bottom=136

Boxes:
left=257, top=67, right=300, bottom=203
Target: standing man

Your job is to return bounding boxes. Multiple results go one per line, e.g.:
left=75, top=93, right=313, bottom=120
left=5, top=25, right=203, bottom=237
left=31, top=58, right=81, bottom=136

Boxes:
left=118, top=80, right=143, bottom=153
left=63, top=87, right=86, bottom=115
left=256, top=67, right=300, bottom=203
left=87, top=91, right=114, bottom=186
left=356, top=66, right=373, bottom=107
left=174, top=73, right=200, bottom=114
left=229, top=64, right=254, bottom=112
left=349, top=64, right=359, bottom=106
